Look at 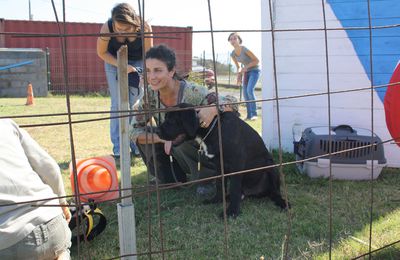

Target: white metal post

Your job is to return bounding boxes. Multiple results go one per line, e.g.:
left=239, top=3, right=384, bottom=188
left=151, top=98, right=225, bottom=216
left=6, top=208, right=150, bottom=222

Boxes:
left=116, top=46, right=137, bottom=260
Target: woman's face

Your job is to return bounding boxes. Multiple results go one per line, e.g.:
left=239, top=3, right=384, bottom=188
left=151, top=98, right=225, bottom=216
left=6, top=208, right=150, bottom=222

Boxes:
left=145, top=58, right=175, bottom=91
left=229, top=34, right=240, bottom=46
left=113, top=21, right=137, bottom=33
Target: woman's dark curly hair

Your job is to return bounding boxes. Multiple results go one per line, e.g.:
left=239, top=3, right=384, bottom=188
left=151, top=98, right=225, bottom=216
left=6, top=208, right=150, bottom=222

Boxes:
left=145, top=44, right=176, bottom=72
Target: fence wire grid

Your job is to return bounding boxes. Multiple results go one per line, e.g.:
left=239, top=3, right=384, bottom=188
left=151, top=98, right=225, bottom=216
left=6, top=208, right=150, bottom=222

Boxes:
left=1, top=0, right=400, bottom=259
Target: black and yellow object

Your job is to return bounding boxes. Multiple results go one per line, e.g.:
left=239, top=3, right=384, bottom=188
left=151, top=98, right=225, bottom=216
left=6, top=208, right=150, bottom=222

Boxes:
left=68, top=201, right=107, bottom=246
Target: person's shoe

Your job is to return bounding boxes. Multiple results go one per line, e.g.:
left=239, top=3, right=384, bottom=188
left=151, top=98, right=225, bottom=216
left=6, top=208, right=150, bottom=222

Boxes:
left=250, top=116, right=258, bottom=121
left=112, top=154, right=120, bottom=168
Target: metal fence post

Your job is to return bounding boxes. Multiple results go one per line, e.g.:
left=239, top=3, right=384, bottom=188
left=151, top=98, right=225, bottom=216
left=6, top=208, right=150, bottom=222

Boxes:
left=116, top=45, right=137, bottom=260
left=45, top=47, right=51, bottom=92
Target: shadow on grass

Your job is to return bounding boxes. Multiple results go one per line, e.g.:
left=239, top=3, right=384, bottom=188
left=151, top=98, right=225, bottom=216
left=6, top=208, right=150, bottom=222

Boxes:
left=69, top=151, right=400, bottom=259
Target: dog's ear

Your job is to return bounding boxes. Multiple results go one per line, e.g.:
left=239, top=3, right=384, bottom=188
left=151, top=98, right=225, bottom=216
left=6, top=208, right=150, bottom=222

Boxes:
left=180, top=108, right=199, bottom=138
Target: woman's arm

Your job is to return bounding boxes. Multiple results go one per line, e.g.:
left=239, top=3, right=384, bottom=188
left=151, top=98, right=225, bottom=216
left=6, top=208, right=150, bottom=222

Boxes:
left=97, top=22, right=118, bottom=67
left=144, top=22, right=153, bottom=53
left=231, top=55, right=243, bottom=85
left=187, top=85, right=238, bottom=128
left=136, top=132, right=165, bottom=144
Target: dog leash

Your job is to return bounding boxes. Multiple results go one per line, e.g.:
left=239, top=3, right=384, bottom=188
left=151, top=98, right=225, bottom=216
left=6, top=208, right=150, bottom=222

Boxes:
left=197, top=117, right=218, bottom=171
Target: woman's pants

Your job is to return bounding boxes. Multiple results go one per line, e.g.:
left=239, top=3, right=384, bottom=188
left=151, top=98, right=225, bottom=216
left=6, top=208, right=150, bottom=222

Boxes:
left=137, top=140, right=218, bottom=184
left=105, top=60, right=143, bottom=156
left=242, top=69, right=260, bottom=119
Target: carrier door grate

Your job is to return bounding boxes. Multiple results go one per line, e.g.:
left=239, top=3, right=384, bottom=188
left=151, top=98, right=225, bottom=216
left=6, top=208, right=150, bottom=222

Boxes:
left=319, top=140, right=374, bottom=159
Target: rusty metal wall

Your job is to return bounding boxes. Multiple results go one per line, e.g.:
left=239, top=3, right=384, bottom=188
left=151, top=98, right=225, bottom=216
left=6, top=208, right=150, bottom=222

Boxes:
left=1, top=19, right=192, bottom=94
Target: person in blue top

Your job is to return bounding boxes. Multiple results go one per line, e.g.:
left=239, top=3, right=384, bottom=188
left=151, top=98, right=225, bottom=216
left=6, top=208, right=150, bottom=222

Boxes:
left=228, top=32, right=260, bottom=121
left=97, top=2, right=153, bottom=160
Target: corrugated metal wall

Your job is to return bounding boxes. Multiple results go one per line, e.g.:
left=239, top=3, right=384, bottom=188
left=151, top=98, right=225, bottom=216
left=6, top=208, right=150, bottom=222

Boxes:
left=0, top=19, right=192, bottom=94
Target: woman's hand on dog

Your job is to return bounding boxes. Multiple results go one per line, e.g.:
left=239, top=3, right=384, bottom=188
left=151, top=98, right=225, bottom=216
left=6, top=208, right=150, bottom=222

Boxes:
left=196, top=106, right=218, bottom=128
left=137, top=133, right=166, bottom=145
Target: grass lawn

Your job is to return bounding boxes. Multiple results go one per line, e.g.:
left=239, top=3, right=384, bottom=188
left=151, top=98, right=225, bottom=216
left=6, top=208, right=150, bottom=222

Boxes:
left=1, top=95, right=400, bottom=259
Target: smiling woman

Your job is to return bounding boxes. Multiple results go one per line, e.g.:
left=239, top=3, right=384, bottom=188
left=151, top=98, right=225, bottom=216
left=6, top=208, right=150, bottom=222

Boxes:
left=130, top=44, right=238, bottom=185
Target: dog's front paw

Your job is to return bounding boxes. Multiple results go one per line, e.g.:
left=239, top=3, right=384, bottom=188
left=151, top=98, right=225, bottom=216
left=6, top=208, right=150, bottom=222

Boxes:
left=276, top=200, right=291, bottom=211
left=283, top=201, right=291, bottom=211
left=219, top=207, right=240, bottom=219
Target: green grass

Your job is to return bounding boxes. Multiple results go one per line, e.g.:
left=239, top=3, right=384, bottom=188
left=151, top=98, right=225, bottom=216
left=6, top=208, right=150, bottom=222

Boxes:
left=2, top=96, right=400, bottom=259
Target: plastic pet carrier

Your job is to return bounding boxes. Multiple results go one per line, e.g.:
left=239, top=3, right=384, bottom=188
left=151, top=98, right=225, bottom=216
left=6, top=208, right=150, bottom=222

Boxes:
left=293, top=125, right=386, bottom=180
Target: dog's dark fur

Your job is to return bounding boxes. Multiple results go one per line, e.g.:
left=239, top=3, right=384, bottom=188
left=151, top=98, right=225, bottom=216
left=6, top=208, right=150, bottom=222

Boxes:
left=159, top=103, right=289, bottom=217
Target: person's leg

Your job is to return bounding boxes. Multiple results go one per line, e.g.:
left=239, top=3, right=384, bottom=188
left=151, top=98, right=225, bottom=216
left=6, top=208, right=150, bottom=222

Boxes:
left=242, top=73, right=251, bottom=119
left=105, top=62, right=120, bottom=157
left=137, top=142, right=186, bottom=184
left=172, top=140, right=218, bottom=195
left=172, top=140, right=218, bottom=179
left=246, top=69, right=260, bottom=118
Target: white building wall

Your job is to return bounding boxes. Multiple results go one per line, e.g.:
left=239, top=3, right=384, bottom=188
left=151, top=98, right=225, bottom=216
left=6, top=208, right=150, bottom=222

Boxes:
left=260, top=0, right=399, bottom=167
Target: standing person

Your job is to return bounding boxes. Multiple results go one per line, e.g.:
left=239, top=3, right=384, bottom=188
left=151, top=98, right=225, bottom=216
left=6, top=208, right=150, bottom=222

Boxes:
left=0, top=119, right=71, bottom=260
left=97, top=2, right=153, bottom=160
left=228, top=32, right=260, bottom=120
left=130, top=44, right=238, bottom=185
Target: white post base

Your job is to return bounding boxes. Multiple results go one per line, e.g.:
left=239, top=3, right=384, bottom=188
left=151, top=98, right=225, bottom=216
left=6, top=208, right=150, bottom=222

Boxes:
left=117, top=203, right=137, bottom=260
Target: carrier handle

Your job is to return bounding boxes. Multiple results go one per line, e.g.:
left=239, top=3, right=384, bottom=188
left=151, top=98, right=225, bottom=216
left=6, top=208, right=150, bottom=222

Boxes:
left=333, top=124, right=355, bottom=133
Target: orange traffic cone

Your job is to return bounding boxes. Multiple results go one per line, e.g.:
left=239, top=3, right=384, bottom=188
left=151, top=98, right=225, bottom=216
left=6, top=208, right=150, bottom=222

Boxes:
left=25, top=83, right=34, bottom=106
left=69, top=155, right=119, bottom=202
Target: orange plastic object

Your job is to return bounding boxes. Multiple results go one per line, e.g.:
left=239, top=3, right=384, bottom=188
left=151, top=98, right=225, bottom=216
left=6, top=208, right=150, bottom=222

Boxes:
left=25, top=83, right=34, bottom=105
left=69, top=155, right=119, bottom=202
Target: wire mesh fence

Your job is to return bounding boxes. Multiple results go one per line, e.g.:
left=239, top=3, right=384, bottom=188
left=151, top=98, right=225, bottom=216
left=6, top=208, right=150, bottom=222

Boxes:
left=1, top=0, right=400, bottom=259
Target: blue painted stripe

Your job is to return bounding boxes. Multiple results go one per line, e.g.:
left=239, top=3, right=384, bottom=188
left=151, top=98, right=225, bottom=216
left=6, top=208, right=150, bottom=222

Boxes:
left=0, top=60, right=34, bottom=71
left=328, top=0, right=400, bottom=101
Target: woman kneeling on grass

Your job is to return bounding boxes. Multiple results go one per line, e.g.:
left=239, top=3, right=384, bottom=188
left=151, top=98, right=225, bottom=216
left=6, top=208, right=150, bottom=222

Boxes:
left=130, top=44, right=238, bottom=187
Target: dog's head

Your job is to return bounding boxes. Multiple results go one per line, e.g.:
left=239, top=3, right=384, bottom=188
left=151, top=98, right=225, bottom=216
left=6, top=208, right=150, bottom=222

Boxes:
left=158, top=103, right=199, bottom=146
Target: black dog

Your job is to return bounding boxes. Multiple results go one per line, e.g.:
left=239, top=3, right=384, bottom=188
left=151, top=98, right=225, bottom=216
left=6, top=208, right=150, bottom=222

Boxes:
left=159, top=103, right=289, bottom=217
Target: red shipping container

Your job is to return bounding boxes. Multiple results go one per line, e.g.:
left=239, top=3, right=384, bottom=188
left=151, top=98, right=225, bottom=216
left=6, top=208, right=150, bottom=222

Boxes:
left=0, top=19, right=192, bottom=94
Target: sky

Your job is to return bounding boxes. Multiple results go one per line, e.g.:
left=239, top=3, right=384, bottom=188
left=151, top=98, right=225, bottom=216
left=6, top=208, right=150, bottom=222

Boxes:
left=0, top=0, right=262, bottom=65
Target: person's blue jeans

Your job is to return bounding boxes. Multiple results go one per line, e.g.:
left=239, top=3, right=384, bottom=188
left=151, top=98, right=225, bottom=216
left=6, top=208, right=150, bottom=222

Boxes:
left=105, top=60, right=143, bottom=156
left=243, top=69, right=260, bottom=119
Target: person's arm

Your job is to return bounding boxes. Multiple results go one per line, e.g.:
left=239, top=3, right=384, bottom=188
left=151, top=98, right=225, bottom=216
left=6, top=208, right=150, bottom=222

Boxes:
left=15, top=123, right=71, bottom=222
left=231, top=55, right=242, bottom=85
left=242, top=48, right=259, bottom=72
left=130, top=91, right=164, bottom=145
left=96, top=22, right=138, bottom=74
left=143, top=22, right=153, bottom=53
left=136, top=132, right=165, bottom=144
left=184, top=84, right=238, bottom=128
left=97, top=22, right=117, bottom=67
